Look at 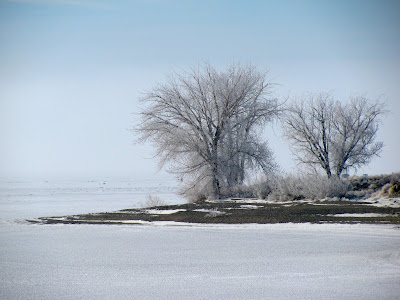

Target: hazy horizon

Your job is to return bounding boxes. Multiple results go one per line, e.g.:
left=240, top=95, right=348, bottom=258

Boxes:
left=1, top=0, right=399, bottom=180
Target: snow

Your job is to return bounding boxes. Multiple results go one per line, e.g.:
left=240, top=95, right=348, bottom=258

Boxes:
left=145, top=209, right=186, bottom=215
left=193, top=208, right=226, bottom=217
left=214, top=196, right=400, bottom=209
left=239, top=204, right=260, bottom=209
left=0, top=177, right=185, bottom=221
left=193, top=209, right=215, bottom=213
left=1, top=222, right=399, bottom=299
left=0, top=177, right=400, bottom=299
left=210, top=198, right=270, bottom=204
left=330, top=213, right=397, bottom=218
left=362, top=197, right=400, bottom=208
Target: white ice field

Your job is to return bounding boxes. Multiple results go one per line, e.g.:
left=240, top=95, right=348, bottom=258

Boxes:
left=1, top=177, right=399, bottom=299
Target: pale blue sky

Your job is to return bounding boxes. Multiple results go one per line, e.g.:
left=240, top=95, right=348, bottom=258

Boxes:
left=1, top=0, right=399, bottom=179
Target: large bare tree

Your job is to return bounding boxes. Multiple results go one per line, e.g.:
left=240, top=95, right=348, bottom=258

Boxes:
left=136, top=63, right=280, bottom=198
left=283, top=93, right=385, bottom=178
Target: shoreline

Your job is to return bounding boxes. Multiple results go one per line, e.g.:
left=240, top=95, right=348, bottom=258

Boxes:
left=28, top=197, right=400, bottom=226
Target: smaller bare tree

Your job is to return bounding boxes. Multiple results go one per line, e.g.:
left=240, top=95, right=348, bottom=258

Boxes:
left=283, top=93, right=335, bottom=177
left=331, top=96, right=385, bottom=177
left=283, top=93, right=385, bottom=178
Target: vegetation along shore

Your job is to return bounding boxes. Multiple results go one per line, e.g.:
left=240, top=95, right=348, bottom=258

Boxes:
left=29, top=173, right=400, bottom=225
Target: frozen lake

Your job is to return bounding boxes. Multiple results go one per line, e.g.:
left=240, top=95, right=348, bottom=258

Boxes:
left=0, top=177, right=185, bottom=221
left=1, top=178, right=400, bottom=299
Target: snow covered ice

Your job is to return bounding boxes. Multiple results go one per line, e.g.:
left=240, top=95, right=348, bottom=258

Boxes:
left=0, top=177, right=184, bottom=221
left=1, top=178, right=400, bottom=299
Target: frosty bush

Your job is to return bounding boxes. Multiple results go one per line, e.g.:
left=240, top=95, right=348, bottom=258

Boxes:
left=256, top=174, right=350, bottom=200
left=142, top=195, right=166, bottom=208
left=269, top=175, right=305, bottom=201
left=182, top=172, right=351, bottom=202
left=378, top=173, right=400, bottom=197
left=178, top=180, right=208, bottom=203
left=302, top=176, right=350, bottom=199
left=390, top=173, right=400, bottom=185
left=225, top=184, right=255, bottom=199
left=205, top=208, right=224, bottom=218
left=253, top=180, right=273, bottom=199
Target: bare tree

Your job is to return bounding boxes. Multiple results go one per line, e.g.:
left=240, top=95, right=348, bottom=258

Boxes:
left=136, top=63, right=280, bottom=198
left=283, top=93, right=385, bottom=178
left=283, top=93, right=335, bottom=177
left=220, top=119, right=277, bottom=189
left=331, top=96, right=385, bottom=177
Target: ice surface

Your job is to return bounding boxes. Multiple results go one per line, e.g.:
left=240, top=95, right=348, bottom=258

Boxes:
left=0, top=177, right=185, bottom=221
left=0, top=223, right=399, bottom=300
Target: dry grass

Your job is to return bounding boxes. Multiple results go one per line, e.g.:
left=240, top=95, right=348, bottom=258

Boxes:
left=35, top=198, right=400, bottom=225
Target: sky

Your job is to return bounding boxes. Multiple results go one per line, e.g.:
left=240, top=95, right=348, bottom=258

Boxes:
left=1, top=0, right=399, bottom=179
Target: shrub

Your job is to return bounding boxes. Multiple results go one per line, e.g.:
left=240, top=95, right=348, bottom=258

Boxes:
left=303, top=176, right=350, bottom=199
left=227, top=184, right=256, bottom=199
left=390, top=173, right=400, bottom=185
left=380, top=183, right=392, bottom=196
left=253, top=181, right=273, bottom=199
left=389, top=184, right=400, bottom=197
left=256, top=174, right=350, bottom=201
left=142, top=195, right=166, bottom=208
left=379, top=173, right=400, bottom=197
left=181, top=173, right=353, bottom=202
left=178, top=180, right=208, bottom=203
left=345, top=189, right=371, bottom=199
left=205, top=208, right=224, bottom=218
left=186, top=191, right=207, bottom=203
left=273, top=175, right=305, bottom=200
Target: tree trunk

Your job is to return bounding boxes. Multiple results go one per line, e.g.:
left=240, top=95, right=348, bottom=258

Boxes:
left=325, top=167, right=332, bottom=179
left=211, top=129, right=221, bottom=199
left=335, top=167, right=343, bottom=178
left=211, top=163, right=221, bottom=199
